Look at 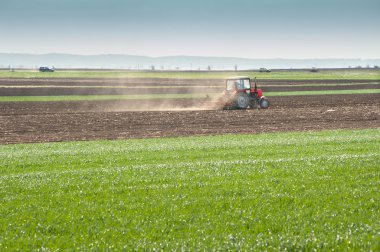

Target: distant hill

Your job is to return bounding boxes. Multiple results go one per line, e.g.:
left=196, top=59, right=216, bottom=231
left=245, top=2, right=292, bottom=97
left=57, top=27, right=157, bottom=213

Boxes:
left=0, top=53, right=379, bottom=70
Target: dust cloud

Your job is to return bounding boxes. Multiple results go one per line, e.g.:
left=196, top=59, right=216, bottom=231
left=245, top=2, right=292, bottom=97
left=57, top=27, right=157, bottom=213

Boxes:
left=95, top=77, right=226, bottom=112
left=0, top=76, right=226, bottom=112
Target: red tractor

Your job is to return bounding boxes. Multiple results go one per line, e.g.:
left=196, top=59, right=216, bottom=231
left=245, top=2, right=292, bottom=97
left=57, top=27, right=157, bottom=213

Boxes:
left=220, top=76, right=270, bottom=109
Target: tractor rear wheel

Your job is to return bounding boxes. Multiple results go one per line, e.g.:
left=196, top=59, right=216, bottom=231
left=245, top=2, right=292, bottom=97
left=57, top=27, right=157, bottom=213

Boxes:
left=235, top=93, right=249, bottom=109
left=259, top=97, right=270, bottom=109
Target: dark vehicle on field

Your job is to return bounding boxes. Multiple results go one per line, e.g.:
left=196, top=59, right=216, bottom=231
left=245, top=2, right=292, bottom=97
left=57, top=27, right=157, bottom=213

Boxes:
left=259, top=68, right=271, bottom=72
left=220, top=76, right=269, bottom=109
left=39, top=66, right=55, bottom=72
left=310, top=67, right=319, bottom=72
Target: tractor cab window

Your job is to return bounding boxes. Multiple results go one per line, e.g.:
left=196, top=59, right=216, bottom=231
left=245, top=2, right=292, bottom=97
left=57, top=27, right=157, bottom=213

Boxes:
left=234, top=80, right=244, bottom=89
left=243, top=79, right=251, bottom=89
left=226, top=79, right=250, bottom=90
left=226, top=80, right=236, bottom=91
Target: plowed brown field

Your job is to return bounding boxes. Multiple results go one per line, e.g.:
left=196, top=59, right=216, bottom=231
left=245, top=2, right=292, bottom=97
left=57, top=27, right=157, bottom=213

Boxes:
left=0, top=78, right=379, bottom=144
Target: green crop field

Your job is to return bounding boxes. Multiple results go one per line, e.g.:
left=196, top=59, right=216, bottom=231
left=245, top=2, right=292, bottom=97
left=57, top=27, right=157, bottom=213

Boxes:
left=0, top=82, right=380, bottom=89
left=0, top=89, right=379, bottom=102
left=266, top=89, right=380, bottom=96
left=1, top=129, right=379, bottom=250
left=1, top=69, right=380, bottom=80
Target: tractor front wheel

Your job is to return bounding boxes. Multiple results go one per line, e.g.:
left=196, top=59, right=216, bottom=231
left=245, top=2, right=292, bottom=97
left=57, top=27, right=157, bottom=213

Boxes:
left=259, top=97, right=270, bottom=109
left=235, top=93, right=249, bottom=109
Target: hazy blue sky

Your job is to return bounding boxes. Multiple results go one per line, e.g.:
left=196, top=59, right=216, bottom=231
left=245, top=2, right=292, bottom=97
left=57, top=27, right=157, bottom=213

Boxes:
left=0, top=0, right=379, bottom=58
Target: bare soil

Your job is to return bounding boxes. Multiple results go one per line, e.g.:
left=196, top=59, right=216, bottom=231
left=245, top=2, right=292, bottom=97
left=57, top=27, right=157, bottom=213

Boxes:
left=1, top=84, right=379, bottom=96
left=1, top=94, right=379, bottom=144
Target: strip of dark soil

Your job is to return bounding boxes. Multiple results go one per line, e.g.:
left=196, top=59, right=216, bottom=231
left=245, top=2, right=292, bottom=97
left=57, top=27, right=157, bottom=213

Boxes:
left=0, top=94, right=378, bottom=144
left=1, top=84, right=379, bottom=96
left=0, top=94, right=378, bottom=116
left=0, top=87, right=218, bottom=96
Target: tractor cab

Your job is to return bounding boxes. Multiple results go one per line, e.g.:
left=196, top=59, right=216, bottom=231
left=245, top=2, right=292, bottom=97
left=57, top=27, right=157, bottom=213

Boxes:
left=222, top=76, right=269, bottom=109
left=225, top=76, right=263, bottom=97
left=226, top=77, right=250, bottom=91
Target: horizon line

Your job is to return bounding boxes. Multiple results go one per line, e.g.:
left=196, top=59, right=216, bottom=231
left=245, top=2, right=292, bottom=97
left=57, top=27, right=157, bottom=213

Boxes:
left=1, top=52, right=380, bottom=60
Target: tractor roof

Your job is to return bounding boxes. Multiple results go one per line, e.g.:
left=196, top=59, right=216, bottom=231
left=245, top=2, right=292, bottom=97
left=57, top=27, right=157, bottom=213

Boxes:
left=226, top=76, right=250, bottom=80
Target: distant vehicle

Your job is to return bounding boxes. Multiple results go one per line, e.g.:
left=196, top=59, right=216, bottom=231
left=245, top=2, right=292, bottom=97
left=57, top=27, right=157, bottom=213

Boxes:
left=259, top=68, right=271, bottom=72
left=310, top=67, right=319, bottom=72
left=39, top=66, right=55, bottom=72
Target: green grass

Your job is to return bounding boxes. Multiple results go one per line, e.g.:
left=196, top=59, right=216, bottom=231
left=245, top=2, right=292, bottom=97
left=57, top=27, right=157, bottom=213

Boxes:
left=1, top=129, right=379, bottom=250
left=0, top=89, right=379, bottom=102
left=1, top=82, right=379, bottom=89
left=1, top=69, right=380, bottom=80
left=265, top=82, right=380, bottom=87
left=0, top=85, right=219, bottom=89
left=266, top=89, right=380, bottom=96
